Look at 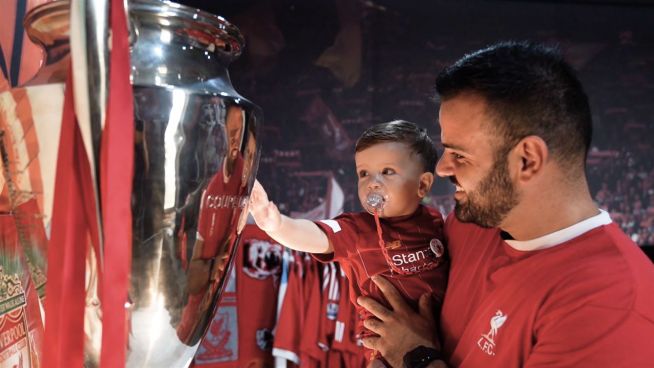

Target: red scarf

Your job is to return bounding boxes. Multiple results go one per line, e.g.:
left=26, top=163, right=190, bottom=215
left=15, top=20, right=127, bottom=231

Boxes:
left=44, top=0, right=134, bottom=366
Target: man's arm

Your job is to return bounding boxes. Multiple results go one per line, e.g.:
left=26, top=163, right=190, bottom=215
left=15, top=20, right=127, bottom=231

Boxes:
left=357, top=275, right=448, bottom=368
left=249, top=179, right=333, bottom=254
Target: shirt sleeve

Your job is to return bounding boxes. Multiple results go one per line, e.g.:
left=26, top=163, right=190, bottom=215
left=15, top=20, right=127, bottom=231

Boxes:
left=312, top=213, right=359, bottom=263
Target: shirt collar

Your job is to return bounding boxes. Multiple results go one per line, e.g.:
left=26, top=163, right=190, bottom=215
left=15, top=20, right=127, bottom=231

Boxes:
left=505, top=210, right=612, bottom=251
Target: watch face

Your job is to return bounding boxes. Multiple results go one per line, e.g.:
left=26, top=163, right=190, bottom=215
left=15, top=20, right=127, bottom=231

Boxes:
left=403, top=345, right=441, bottom=368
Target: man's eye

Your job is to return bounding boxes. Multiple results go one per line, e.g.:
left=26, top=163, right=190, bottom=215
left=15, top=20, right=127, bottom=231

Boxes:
left=358, top=171, right=368, bottom=178
left=452, top=152, right=465, bottom=160
left=382, top=168, right=396, bottom=175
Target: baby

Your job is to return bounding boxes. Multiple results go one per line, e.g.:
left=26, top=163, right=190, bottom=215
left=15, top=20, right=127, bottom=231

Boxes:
left=249, top=120, right=448, bottom=366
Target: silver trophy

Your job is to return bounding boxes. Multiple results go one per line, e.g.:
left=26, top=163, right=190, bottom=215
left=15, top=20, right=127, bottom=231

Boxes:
left=18, top=0, right=262, bottom=366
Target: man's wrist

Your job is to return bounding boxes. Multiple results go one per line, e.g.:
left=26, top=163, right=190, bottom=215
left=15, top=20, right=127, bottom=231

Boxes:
left=402, top=345, right=442, bottom=368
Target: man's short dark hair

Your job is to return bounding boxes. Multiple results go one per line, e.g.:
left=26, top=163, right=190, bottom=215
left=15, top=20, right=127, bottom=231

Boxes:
left=435, top=41, right=592, bottom=171
left=355, top=120, right=438, bottom=173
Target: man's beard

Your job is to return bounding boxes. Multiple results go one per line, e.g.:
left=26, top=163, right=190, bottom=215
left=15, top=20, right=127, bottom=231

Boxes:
left=454, top=153, right=519, bottom=228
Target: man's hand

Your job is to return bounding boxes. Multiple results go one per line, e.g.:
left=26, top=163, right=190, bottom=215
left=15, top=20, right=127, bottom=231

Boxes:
left=357, top=275, right=441, bottom=368
left=249, top=179, right=282, bottom=233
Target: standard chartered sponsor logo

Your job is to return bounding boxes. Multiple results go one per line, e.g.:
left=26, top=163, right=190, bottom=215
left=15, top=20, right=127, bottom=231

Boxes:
left=391, top=248, right=432, bottom=265
left=390, top=247, right=439, bottom=273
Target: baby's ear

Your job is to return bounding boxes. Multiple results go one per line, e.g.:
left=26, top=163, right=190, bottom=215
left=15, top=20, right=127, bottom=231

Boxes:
left=418, top=172, right=434, bottom=198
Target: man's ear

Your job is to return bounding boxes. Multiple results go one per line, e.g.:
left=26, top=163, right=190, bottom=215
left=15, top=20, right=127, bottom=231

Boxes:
left=512, top=135, right=548, bottom=182
left=418, top=172, right=435, bottom=198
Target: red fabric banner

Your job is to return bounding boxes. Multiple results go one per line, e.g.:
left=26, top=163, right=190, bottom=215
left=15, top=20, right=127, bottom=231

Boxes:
left=43, top=70, right=97, bottom=368
left=44, top=0, right=135, bottom=366
left=99, top=0, right=134, bottom=366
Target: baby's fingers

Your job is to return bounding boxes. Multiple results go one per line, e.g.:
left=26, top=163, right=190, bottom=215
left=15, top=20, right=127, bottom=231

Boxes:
left=250, top=180, right=268, bottom=207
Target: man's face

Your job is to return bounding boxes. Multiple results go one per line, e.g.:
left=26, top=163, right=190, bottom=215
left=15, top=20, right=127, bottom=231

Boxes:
left=242, top=131, right=257, bottom=184
left=436, top=93, right=519, bottom=228
left=225, top=106, right=244, bottom=161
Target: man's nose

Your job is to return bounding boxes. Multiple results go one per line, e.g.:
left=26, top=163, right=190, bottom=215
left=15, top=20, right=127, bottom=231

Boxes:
left=436, top=155, right=453, bottom=178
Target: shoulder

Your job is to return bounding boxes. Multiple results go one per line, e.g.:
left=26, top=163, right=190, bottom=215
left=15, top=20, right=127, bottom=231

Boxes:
left=316, top=212, right=368, bottom=232
left=541, top=224, right=654, bottom=317
left=521, top=226, right=654, bottom=366
left=443, top=212, right=499, bottom=251
left=204, top=171, right=226, bottom=192
left=314, top=212, right=373, bottom=243
left=421, top=205, right=445, bottom=224
left=443, top=212, right=483, bottom=234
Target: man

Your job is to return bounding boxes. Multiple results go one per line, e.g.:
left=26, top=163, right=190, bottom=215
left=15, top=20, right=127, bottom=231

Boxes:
left=178, top=104, right=246, bottom=344
left=357, top=41, right=654, bottom=368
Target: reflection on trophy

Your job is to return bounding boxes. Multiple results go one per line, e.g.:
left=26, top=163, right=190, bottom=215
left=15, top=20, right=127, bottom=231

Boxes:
left=0, top=0, right=262, bottom=366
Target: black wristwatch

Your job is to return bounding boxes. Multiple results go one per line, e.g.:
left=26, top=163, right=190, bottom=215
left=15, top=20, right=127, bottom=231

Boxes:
left=402, top=345, right=442, bottom=368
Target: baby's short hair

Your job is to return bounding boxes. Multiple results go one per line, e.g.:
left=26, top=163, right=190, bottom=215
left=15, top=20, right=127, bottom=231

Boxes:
left=355, top=120, right=438, bottom=173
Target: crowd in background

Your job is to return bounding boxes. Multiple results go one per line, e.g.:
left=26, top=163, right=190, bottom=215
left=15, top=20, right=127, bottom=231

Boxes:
left=183, top=0, right=654, bottom=246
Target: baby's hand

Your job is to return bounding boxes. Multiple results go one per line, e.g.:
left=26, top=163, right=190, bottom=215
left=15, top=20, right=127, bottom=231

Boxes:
left=249, top=179, right=282, bottom=233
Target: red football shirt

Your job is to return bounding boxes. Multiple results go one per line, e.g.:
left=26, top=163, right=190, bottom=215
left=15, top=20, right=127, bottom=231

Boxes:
left=331, top=267, right=367, bottom=367
left=196, top=156, right=245, bottom=259
left=441, top=214, right=654, bottom=367
left=314, top=205, right=448, bottom=337
left=193, top=225, right=283, bottom=367
left=272, top=253, right=308, bottom=365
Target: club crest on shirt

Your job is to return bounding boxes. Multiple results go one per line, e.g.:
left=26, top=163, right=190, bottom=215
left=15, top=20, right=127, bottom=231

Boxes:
left=430, top=238, right=444, bottom=258
left=326, top=302, right=339, bottom=320
left=196, top=307, right=238, bottom=363
left=477, top=310, right=508, bottom=356
left=242, top=239, right=282, bottom=280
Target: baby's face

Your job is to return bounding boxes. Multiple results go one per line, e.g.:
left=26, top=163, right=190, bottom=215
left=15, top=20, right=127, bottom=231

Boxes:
left=355, top=142, right=428, bottom=217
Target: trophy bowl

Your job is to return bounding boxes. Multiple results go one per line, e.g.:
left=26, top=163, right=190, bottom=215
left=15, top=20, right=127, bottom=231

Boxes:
left=127, top=1, right=262, bottom=365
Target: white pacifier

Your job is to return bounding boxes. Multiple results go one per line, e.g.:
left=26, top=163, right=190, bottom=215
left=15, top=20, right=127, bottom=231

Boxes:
left=365, top=192, right=387, bottom=214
